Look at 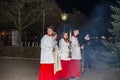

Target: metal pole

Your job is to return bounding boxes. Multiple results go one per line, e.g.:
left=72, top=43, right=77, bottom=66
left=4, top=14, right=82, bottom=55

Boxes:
left=43, top=10, right=45, bottom=36
left=81, top=48, right=85, bottom=72
left=64, top=21, right=65, bottom=32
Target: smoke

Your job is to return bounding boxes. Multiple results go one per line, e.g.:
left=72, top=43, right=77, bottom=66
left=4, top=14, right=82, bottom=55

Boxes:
left=81, top=0, right=112, bottom=37
left=77, top=1, right=120, bottom=74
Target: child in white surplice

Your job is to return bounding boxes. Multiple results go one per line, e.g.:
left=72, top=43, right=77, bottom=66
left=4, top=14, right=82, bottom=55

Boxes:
left=70, top=29, right=84, bottom=79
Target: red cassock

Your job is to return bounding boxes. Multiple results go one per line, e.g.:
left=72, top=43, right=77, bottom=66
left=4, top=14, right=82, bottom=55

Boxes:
left=38, top=64, right=54, bottom=80
left=54, top=70, right=61, bottom=80
left=60, top=60, right=70, bottom=78
left=69, top=59, right=81, bottom=77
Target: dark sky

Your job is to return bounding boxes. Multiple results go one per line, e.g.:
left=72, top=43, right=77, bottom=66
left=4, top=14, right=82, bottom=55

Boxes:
left=55, top=0, right=116, bottom=15
left=55, top=0, right=117, bottom=36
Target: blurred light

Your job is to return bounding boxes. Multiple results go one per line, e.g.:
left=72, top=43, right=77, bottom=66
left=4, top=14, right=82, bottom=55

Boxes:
left=61, top=13, right=68, bottom=21
left=61, top=12, right=68, bottom=32
left=102, top=36, right=106, bottom=40
left=1, top=31, right=7, bottom=36
left=95, top=36, right=98, bottom=39
left=114, top=48, right=117, bottom=51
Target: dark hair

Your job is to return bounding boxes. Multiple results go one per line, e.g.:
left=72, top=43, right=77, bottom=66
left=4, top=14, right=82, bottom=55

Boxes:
left=73, top=29, right=79, bottom=31
left=45, top=25, right=54, bottom=34
left=62, top=32, right=68, bottom=36
left=46, top=25, right=54, bottom=31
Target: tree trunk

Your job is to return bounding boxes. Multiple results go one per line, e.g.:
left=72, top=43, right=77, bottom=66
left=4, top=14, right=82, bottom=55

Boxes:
left=18, top=29, right=23, bottom=57
left=18, top=30, right=22, bottom=46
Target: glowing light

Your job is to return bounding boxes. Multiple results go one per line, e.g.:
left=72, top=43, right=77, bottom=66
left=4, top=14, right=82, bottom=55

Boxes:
left=95, top=37, right=98, bottom=39
left=61, top=13, right=68, bottom=21
left=61, top=12, right=68, bottom=32
left=1, top=31, right=7, bottom=36
left=102, top=36, right=106, bottom=40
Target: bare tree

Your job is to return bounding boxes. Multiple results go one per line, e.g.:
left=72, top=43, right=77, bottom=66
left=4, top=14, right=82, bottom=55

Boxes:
left=0, top=0, right=62, bottom=45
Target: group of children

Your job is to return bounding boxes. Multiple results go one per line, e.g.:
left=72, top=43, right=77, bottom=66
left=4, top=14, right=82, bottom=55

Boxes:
left=38, top=26, right=87, bottom=80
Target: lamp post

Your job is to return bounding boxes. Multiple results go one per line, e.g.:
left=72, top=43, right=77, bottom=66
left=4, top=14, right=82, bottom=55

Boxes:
left=42, top=10, right=45, bottom=36
left=61, top=12, right=68, bottom=32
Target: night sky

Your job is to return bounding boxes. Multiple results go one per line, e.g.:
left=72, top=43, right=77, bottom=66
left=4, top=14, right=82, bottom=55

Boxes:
left=55, top=0, right=117, bottom=37
left=55, top=0, right=116, bottom=15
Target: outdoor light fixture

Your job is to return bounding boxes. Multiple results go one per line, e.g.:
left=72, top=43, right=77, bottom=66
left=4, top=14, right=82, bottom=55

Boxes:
left=61, top=12, right=68, bottom=32
left=61, top=13, right=68, bottom=21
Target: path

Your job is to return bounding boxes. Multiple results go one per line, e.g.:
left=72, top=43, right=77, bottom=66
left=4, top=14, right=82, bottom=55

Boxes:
left=0, top=42, right=120, bottom=80
left=0, top=58, right=120, bottom=80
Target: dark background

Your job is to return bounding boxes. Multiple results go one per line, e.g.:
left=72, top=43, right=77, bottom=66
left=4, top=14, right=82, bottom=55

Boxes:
left=55, top=0, right=117, bottom=15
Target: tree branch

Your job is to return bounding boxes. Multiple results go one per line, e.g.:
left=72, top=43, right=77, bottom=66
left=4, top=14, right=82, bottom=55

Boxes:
left=23, top=13, right=42, bottom=30
left=7, top=12, right=16, bottom=22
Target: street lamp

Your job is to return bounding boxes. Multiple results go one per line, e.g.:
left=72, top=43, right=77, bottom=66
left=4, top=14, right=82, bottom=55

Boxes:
left=61, top=12, right=68, bottom=32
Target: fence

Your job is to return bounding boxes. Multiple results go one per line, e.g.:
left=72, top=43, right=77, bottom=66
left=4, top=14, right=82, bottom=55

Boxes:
left=22, top=41, right=40, bottom=47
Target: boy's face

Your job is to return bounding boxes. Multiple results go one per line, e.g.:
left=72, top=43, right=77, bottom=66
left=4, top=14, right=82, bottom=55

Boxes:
left=47, top=28, right=53, bottom=36
left=86, top=34, right=89, bottom=37
left=63, top=33, right=68, bottom=39
left=74, top=30, right=79, bottom=36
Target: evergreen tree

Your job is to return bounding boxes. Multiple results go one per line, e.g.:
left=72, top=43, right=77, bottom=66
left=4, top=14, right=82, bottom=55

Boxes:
left=101, top=1, right=120, bottom=68
left=102, top=40, right=120, bottom=68
left=110, top=1, right=120, bottom=41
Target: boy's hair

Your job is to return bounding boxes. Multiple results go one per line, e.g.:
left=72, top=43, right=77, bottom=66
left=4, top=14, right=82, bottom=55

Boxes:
left=46, top=25, right=53, bottom=31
